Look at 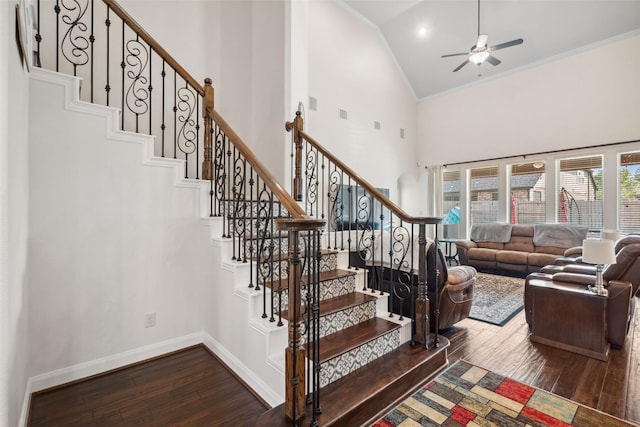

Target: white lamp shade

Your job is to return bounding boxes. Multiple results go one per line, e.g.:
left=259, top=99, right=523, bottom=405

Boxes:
left=582, top=239, right=617, bottom=265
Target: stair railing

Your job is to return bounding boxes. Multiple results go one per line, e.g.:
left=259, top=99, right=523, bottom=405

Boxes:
left=34, top=0, right=324, bottom=423
left=287, top=111, right=443, bottom=349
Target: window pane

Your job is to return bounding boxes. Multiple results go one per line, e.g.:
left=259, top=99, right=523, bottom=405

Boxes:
left=558, top=155, right=603, bottom=231
left=619, top=152, right=640, bottom=234
left=470, top=166, right=498, bottom=225
left=510, top=162, right=546, bottom=224
left=442, top=170, right=461, bottom=238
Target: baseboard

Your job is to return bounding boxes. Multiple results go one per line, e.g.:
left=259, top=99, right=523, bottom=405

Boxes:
left=19, top=333, right=203, bottom=426
left=201, top=332, right=283, bottom=407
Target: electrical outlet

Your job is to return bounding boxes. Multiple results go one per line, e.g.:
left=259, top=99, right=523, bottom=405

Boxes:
left=144, top=312, right=156, bottom=328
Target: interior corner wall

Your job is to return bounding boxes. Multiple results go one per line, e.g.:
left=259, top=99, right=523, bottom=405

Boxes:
left=26, top=74, right=214, bottom=383
left=417, top=34, right=640, bottom=167
left=1, top=2, right=31, bottom=426
left=306, top=1, right=419, bottom=203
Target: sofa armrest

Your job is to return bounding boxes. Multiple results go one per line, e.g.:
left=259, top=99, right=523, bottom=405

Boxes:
left=446, top=265, right=476, bottom=286
left=455, top=240, right=476, bottom=265
left=564, top=246, right=583, bottom=257
left=551, top=272, right=596, bottom=287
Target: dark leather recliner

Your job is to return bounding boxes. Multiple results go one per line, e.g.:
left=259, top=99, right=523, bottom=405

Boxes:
left=426, top=244, right=476, bottom=330
left=524, top=241, right=640, bottom=350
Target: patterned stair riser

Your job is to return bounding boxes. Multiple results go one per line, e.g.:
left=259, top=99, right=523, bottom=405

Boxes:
left=319, top=328, right=401, bottom=388
left=317, top=301, right=377, bottom=339
left=222, top=199, right=288, bottom=219
left=257, top=251, right=338, bottom=286
left=274, top=273, right=356, bottom=312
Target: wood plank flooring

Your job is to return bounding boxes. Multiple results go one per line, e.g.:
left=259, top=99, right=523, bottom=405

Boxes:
left=28, top=297, right=640, bottom=426
left=27, top=346, right=269, bottom=426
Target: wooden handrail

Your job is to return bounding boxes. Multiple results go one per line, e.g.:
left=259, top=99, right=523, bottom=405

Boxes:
left=297, top=127, right=441, bottom=225
left=102, top=0, right=204, bottom=96
left=211, top=110, right=311, bottom=221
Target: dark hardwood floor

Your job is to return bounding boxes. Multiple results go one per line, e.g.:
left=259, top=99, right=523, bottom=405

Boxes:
left=27, top=346, right=269, bottom=426
left=28, top=296, right=640, bottom=426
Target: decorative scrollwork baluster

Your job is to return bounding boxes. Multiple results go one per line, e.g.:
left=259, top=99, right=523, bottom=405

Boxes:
left=176, top=83, right=197, bottom=177
left=124, top=36, right=149, bottom=133
left=59, top=0, right=90, bottom=75
left=391, top=224, right=411, bottom=320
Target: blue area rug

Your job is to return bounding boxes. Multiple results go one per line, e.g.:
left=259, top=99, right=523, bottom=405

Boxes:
left=468, top=272, right=524, bottom=326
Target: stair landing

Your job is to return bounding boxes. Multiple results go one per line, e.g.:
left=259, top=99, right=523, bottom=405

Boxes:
left=256, top=335, right=450, bottom=427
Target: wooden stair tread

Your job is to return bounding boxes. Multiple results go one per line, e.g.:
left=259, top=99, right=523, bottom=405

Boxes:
left=282, top=291, right=378, bottom=320
left=319, top=292, right=379, bottom=316
left=250, top=248, right=339, bottom=263
left=318, top=317, right=400, bottom=363
left=256, top=336, right=450, bottom=427
left=263, top=268, right=357, bottom=291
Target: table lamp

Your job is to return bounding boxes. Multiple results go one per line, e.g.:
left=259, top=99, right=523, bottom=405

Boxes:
left=582, top=239, right=617, bottom=296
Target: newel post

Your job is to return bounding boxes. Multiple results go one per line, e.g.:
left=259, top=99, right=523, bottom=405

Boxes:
left=414, top=223, right=431, bottom=348
left=276, top=217, right=325, bottom=423
left=285, top=111, right=304, bottom=201
left=202, top=78, right=214, bottom=180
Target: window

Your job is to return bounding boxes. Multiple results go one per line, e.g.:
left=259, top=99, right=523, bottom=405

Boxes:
left=558, top=156, right=603, bottom=231
left=619, top=152, right=640, bottom=234
left=442, top=170, right=461, bottom=238
left=470, top=166, right=498, bottom=225
left=510, top=162, right=546, bottom=224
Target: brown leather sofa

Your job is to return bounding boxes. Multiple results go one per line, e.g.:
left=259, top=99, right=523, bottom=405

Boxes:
left=426, top=244, right=476, bottom=331
left=456, top=223, right=587, bottom=275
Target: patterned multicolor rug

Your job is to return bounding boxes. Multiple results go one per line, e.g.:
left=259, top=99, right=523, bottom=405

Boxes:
left=469, top=272, right=524, bottom=326
left=373, top=360, right=635, bottom=427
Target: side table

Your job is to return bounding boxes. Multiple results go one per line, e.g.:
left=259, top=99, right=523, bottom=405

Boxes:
left=527, top=279, right=609, bottom=361
left=439, top=239, right=459, bottom=266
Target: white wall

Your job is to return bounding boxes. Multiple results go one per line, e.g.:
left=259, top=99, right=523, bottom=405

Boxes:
left=27, top=72, right=215, bottom=383
left=305, top=1, right=419, bottom=204
left=121, top=0, right=288, bottom=183
left=418, top=34, right=640, bottom=166
left=1, top=1, right=31, bottom=426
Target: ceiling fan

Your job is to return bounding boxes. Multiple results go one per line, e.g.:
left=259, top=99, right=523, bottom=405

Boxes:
left=442, top=0, right=523, bottom=72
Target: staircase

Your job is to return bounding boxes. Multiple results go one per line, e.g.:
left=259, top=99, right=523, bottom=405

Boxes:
left=29, top=0, right=450, bottom=425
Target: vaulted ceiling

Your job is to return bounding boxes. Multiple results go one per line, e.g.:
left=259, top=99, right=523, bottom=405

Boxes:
left=342, top=0, right=640, bottom=100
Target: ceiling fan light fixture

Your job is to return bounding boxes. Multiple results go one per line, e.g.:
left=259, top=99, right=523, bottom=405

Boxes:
left=469, top=51, right=489, bottom=65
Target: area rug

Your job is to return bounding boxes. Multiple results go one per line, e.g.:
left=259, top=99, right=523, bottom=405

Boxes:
left=468, top=272, right=524, bottom=326
left=373, top=360, right=635, bottom=427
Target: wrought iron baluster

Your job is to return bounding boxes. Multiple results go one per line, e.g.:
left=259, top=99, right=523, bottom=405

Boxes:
left=90, top=0, right=94, bottom=102
left=160, top=60, right=165, bottom=156
left=248, top=168, right=255, bottom=288
left=35, top=0, right=42, bottom=67
left=55, top=0, right=59, bottom=71
left=147, top=48, right=152, bottom=135
left=124, top=34, right=149, bottom=134
left=120, top=19, right=124, bottom=129
left=104, top=5, right=110, bottom=105
left=176, top=82, right=197, bottom=178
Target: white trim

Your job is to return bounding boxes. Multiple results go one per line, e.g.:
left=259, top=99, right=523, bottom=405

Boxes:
left=19, top=333, right=203, bottom=427
left=201, top=333, right=283, bottom=407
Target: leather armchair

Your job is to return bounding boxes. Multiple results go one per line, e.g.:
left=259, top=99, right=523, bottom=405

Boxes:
left=525, top=271, right=632, bottom=350
left=426, top=244, right=476, bottom=331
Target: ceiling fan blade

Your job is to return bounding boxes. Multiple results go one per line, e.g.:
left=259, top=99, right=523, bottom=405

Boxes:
left=442, top=52, right=469, bottom=58
left=485, top=55, right=501, bottom=66
left=476, top=34, right=488, bottom=49
left=490, top=38, right=523, bottom=51
left=453, top=60, right=470, bottom=72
